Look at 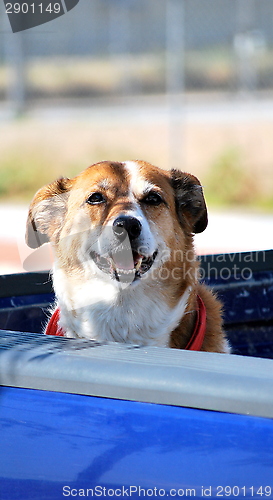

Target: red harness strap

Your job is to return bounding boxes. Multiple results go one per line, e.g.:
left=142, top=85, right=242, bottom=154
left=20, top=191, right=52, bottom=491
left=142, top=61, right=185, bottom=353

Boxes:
left=184, top=295, right=207, bottom=351
left=45, top=295, right=207, bottom=351
left=45, top=308, right=64, bottom=337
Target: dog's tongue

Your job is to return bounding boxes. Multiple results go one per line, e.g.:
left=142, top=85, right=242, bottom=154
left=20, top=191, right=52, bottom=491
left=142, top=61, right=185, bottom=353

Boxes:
left=111, top=247, right=134, bottom=270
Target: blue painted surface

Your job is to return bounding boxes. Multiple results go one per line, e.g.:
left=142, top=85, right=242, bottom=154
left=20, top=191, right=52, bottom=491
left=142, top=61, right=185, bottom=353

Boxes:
left=216, top=271, right=273, bottom=325
left=0, top=293, right=54, bottom=309
left=1, top=387, right=273, bottom=500
left=1, top=261, right=273, bottom=499
left=0, top=293, right=54, bottom=334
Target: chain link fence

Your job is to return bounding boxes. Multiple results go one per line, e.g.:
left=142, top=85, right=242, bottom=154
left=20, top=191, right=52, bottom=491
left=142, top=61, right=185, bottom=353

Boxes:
left=1, top=0, right=273, bottom=110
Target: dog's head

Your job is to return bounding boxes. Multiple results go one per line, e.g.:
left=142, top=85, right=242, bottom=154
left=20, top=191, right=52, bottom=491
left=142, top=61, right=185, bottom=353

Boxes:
left=26, top=160, right=207, bottom=287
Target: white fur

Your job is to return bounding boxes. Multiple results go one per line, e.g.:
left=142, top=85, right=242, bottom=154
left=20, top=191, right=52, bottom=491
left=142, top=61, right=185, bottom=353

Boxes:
left=53, top=262, right=191, bottom=346
left=123, top=160, right=155, bottom=199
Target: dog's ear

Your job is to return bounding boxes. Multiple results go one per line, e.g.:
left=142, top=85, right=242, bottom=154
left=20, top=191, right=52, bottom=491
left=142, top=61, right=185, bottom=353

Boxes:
left=26, top=177, right=72, bottom=249
left=171, top=169, right=208, bottom=234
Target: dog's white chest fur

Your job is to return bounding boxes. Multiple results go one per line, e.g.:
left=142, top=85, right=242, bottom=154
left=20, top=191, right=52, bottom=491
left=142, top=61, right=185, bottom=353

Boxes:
left=53, top=267, right=190, bottom=347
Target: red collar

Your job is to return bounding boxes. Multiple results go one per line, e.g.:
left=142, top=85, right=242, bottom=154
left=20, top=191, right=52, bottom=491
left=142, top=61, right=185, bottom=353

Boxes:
left=45, top=295, right=207, bottom=351
left=184, top=295, right=207, bottom=351
left=45, top=308, right=65, bottom=337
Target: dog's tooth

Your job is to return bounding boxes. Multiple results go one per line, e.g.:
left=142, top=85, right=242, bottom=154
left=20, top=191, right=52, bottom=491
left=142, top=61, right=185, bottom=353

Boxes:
left=135, top=257, right=143, bottom=272
left=116, top=268, right=135, bottom=275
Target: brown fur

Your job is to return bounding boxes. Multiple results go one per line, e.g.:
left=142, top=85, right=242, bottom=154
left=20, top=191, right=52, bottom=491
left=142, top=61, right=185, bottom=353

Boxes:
left=26, top=160, right=229, bottom=353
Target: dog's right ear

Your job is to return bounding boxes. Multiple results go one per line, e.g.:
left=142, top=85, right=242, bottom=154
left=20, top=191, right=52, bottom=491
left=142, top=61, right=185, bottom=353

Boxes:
left=171, top=169, right=208, bottom=234
left=26, top=177, right=72, bottom=249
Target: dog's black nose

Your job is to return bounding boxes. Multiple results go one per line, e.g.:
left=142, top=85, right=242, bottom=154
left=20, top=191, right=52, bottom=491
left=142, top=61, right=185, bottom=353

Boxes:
left=113, top=216, right=142, bottom=241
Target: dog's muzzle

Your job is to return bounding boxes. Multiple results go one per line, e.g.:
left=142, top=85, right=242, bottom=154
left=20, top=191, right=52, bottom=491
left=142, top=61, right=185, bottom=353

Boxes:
left=90, top=215, right=158, bottom=283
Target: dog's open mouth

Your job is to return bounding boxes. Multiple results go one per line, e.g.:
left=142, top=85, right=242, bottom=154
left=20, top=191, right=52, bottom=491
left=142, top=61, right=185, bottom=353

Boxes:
left=90, top=247, right=158, bottom=282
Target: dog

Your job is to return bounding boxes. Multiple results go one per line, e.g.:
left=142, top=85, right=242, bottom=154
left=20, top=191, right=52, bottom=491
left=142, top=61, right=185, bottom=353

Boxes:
left=26, top=160, right=230, bottom=353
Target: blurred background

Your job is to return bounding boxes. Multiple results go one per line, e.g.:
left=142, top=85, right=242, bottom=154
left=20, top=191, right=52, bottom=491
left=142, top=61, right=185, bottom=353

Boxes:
left=0, top=0, right=273, bottom=273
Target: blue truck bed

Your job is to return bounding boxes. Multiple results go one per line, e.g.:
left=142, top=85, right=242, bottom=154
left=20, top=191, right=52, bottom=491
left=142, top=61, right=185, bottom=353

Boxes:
left=1, top=250, right=273, bottom=499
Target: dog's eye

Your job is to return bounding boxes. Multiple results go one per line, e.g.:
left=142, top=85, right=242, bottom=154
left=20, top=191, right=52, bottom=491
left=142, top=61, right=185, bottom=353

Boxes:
left=142, top=191, right=163, bottom=206
left=87, top=192, right=106, bottom=205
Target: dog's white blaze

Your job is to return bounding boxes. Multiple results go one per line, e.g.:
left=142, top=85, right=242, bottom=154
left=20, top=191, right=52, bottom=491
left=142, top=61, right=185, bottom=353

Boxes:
left=123, top=160, right=155, bottom=199
left=123, top=160, right=140, bottom=199
left=110, top=160, right=156, bottom=256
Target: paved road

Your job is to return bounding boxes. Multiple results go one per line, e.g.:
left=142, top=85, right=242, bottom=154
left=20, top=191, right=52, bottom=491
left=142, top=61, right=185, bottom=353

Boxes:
left=1, top=95, right=273, bottom=124
left=0, top=204, right=272, bottom=274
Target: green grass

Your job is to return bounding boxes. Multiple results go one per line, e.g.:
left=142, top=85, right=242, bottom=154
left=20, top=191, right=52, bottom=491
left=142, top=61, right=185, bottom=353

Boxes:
left=204, top=147, right=273, bottom=210
left=1, top=146, right=273, bottom=211
left=1, top=113, right=273, bottom=211
left=0, top=127, right=142, bottom=202
left=0, top=154, right=79, bottom=201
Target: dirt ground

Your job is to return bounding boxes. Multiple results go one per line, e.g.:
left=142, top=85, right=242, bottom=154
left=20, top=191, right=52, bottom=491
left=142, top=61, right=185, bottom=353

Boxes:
left=0, top=98, right=273, bottom=200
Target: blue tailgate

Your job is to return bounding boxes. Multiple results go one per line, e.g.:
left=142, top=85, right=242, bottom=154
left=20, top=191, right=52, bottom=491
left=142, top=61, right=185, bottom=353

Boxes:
left=1, top=250, right=273, bottom=499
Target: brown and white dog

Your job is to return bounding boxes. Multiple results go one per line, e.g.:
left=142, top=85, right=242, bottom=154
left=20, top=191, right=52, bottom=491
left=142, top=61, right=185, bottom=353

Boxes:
left=26, top=160, right=230, bottom=353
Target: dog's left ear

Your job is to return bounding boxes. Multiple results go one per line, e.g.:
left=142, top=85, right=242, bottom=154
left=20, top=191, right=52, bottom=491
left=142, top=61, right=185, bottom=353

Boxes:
left=171, top=169, right=208, bottom=233
left=26, top=177, right=73, bottom=249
